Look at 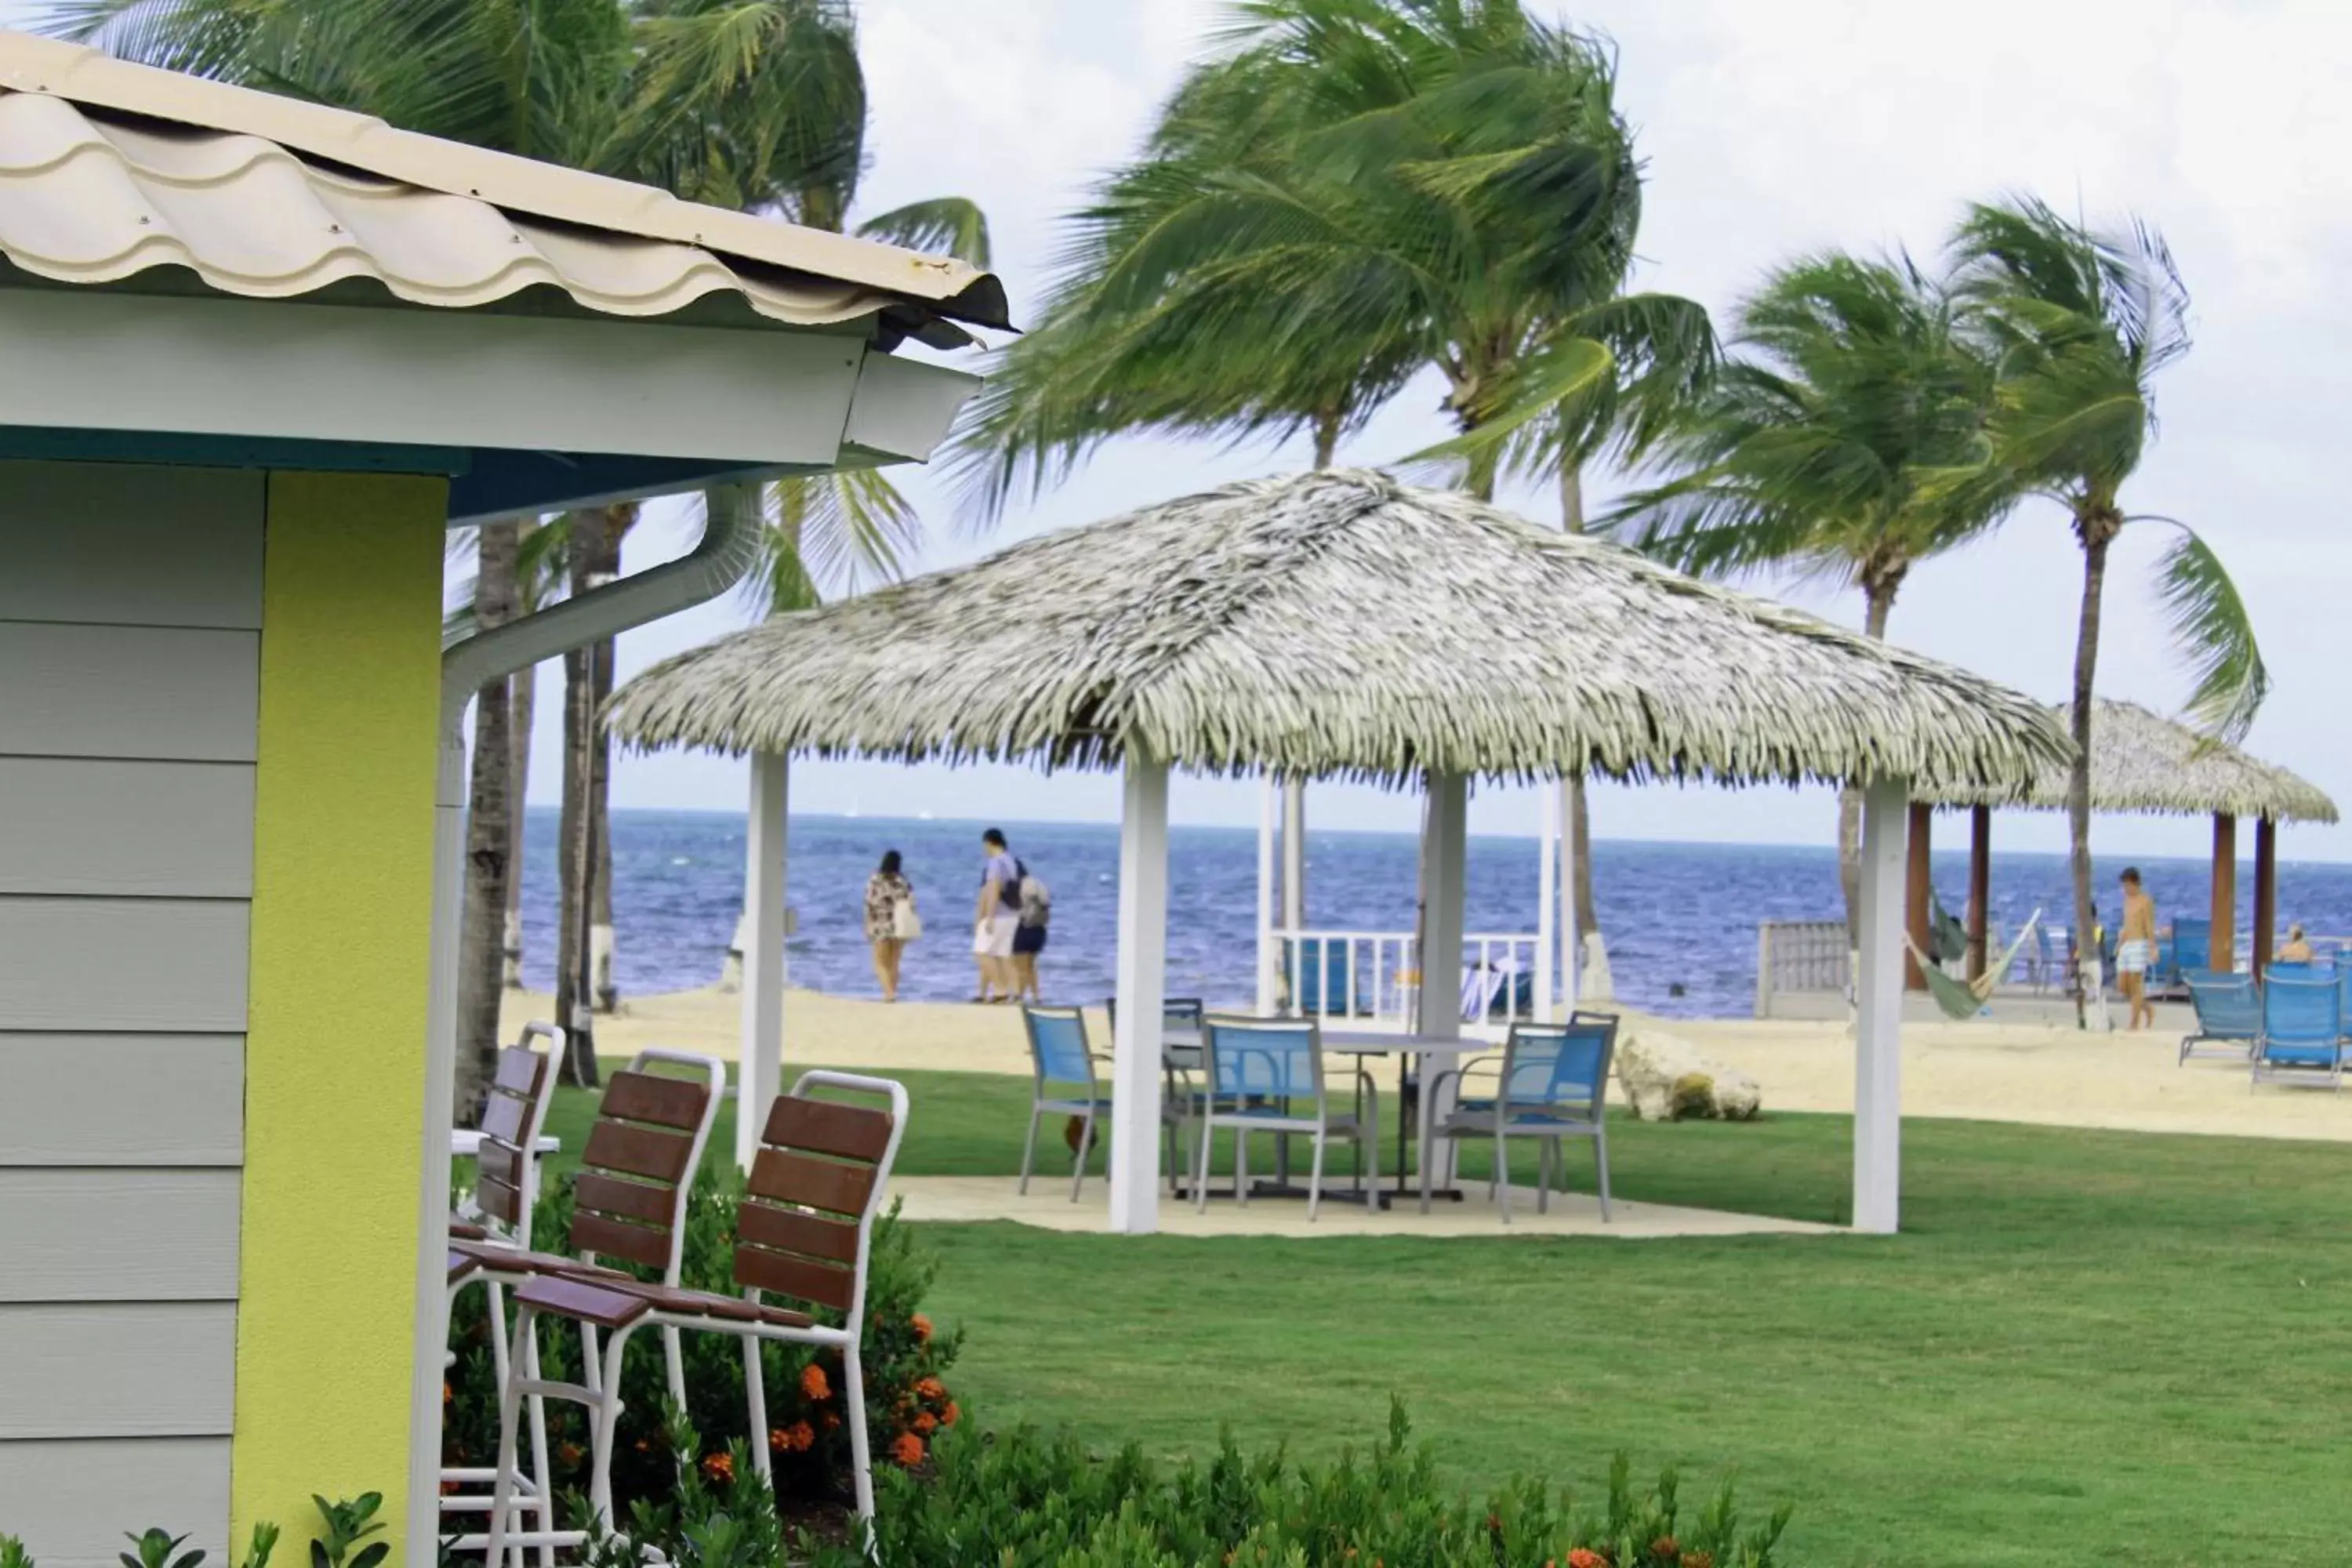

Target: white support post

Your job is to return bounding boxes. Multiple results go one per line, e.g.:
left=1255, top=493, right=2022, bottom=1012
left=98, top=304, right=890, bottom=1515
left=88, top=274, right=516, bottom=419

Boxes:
left=735, top=750, right=789, bottom=1171
left=1281, top=778, right=1307, bottom=931
left=1536, top=788, right=1559, bottom=1022
left=1109, top=752, right=1171, bottom=1234
left=1853, top=776, right=1908, bottom=1234
left=1415, top=772, right=1469, bottom=1185
left=1557, top=779, right=1581, bottom=1015
left=1256, top=775, right=1278, bottom=1015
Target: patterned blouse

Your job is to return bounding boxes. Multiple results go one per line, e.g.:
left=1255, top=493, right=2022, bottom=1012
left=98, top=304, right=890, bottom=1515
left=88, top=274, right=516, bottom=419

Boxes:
left=863, top=871, right=914, bottom=942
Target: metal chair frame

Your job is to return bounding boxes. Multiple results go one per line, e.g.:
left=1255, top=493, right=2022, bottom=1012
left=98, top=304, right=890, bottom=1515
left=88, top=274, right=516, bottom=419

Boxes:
left=2252, top=972, right=2343, bottom=1092
left=1192, top=1014, right=1374, bottom=1221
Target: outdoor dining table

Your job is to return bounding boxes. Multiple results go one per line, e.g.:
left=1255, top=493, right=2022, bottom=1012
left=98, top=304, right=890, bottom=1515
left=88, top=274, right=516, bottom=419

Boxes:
left=1161, top=1024, right=1492, bottom=1208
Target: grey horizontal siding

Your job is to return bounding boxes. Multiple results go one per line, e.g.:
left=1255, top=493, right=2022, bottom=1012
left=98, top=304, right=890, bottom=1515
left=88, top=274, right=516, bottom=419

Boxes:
left=0, top=622, right=259, bottom=763
left=0, top=758, right=256, bottom=897
left=0, top=898, right=250, bottom=1033
left=0, top=462, right=263, bottom=629
left=0, top=1170, right=241, bottom=1302
left=0, top=1036, right=242, bottom=1166
left=0, top=1303, right=235, bottom=1439
left=0, top=1437, right=229, bottom=1568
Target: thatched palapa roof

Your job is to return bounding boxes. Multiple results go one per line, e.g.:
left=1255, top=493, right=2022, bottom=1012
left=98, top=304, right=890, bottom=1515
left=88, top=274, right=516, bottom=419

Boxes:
left=608, top=470, right=2071, bottom=792
left=1926, top=699, right=2336, bottom=824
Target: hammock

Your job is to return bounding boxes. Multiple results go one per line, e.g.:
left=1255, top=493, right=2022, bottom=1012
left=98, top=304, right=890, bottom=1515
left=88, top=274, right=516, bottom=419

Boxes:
left=1929, top=893, right=1970, bottom=966
left=1907, top=909, right=2043, bottom=1022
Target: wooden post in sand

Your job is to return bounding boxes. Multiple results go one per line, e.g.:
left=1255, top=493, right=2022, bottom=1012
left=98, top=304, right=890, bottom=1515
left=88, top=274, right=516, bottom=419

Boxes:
left=2210, top=814, right=2238, bottom=974
left=2252, top=816, right=2278, bottom=979
left=1904, top=802, right=1933, bottom=990
left=1966, top=805, right=1991, bottom=984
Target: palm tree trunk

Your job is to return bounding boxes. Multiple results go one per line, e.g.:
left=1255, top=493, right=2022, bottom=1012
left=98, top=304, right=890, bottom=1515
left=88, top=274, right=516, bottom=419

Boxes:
left=454, top=520, right=521, bottom=1123
left=2068, top=529, right=2113, bottom=1028
left=1558, top=461, right=1607, bottom=1001
left=554, top=508, right=609, bottom=1086
left=1838, top=585, right=1899, bottom=942
left=586, top=506, right=632, bottom=1013
left=503, top=658, right=532, bottom=990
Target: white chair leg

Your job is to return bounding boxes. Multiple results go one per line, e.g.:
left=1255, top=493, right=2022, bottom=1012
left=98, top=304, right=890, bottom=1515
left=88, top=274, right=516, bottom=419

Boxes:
left=663, top=1325, right=688, bottom=1431
left=1195, top=1117, right=1216, bottom=1214
left=587, top=1327, right=636, bottom=1532
left=1495, top=1126, right=1512, bottom=1225
left=1307, top=1131, right=1327, bottom=1223
left=844, top=1343, right=877, bottom=1534
left=1070, top=1110, right=1094, bottom=1203
left=1018, top=1105, right=1041, bottom=1195
left=1537, top=1139, right=1554, bottom=1216
left=1235, top=1127, right=1250, bottom=1209
left=485, top=1302, right=534, bottom=1568
left=1418, top=1125, right=1435, bottom=1215
left=1594, top=1127, right=1612, bottom=1221
left=520, top=1297, right=555, bottom=1568
left=744, top=1334, right=772, bottom=1483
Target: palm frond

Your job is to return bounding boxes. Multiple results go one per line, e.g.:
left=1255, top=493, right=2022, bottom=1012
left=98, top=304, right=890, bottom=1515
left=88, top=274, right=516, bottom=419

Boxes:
left=2148, top=521, right=2268, bottom=742
left=856, top=197, right=991, bottom=267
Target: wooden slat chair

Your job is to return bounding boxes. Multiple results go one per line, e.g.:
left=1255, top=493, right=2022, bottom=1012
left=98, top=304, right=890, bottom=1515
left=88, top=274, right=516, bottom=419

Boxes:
left=486, top=1071, right=908, bottom=1555
left=440, top=1024, right=564, bottom=1561
left=448, top=1047, right=724, bottom=1559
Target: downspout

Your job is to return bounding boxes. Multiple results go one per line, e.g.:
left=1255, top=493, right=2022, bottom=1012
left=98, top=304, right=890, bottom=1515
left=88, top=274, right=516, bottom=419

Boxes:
left=404, top=482, right=764, bottom=1565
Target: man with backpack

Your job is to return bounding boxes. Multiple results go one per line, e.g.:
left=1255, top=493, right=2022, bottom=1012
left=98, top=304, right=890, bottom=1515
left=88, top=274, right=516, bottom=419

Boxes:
left=972, top=828, right=1024, bottom=1003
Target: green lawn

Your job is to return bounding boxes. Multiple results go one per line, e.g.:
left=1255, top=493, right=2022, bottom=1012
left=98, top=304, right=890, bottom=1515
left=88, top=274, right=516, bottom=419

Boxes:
left=531, top=1062, right=2352, bottom=1566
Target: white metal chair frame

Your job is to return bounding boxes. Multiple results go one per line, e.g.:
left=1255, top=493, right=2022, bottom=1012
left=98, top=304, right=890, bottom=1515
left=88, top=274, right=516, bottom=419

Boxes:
left=441, top=1022, right=565, bottom=1562
left=1192, top=1014, right=1375, bottom=1221
left=485, top=1071, right=909, bottom=1555
left=1421, top=1017, right=1617, bottom=1224
left=455, top=1047, right=725, bottom=1559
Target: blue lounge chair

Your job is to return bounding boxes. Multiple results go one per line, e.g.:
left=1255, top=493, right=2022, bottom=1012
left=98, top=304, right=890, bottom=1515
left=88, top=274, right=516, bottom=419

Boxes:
left=2180, top=971, right=2259, bottom=1064
left=1421, top=1017, right=1617, bottom=1223
left=2252, top=973, right=2343, bottom=1091
left=2172, top=916, right=2212, bottom=978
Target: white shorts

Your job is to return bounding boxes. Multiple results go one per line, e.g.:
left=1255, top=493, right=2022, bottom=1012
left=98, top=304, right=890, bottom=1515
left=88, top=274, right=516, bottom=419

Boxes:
left=2116, top=938, right=2152, bottom=975
left=974, top=913, right=1019, bottom=959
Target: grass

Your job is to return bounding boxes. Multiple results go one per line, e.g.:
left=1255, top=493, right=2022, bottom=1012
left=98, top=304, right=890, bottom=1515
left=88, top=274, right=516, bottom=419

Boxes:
left=528, top=1060, right=2352, bottom=1566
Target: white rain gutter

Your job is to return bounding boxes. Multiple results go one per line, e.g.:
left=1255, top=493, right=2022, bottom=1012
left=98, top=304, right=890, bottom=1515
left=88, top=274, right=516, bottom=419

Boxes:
left=403, top=481, right=764, bottom=1565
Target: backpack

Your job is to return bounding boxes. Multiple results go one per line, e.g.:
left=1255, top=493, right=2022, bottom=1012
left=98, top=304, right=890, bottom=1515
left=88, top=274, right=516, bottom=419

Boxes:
left=1016, top=866, right=1051, bottom=928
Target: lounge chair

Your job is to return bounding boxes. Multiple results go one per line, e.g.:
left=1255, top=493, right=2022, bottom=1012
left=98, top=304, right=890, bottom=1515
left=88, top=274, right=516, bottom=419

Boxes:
left=2180, top=971, right=2259, bottom=1064
left=2252, top=973, right=2342, bottom=1091
left=1195, top=1014, right=1375, bottom=1221
left=488, top=1072, right=907, bottom=1548
left=1421, top=1017, right=1617, bottom=1222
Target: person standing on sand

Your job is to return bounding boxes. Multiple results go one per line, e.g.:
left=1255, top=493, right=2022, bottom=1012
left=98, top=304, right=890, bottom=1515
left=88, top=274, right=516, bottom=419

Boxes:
left=862, top=850, right=916, bottom=1003
left=2117, top=867, right=2158, bottom=1031
left=972, top=828, right=1022, bottom=1003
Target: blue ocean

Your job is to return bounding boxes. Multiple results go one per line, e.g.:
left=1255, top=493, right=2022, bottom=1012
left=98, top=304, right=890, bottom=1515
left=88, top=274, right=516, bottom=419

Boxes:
left=518, top=809, right=2352, bottom=1018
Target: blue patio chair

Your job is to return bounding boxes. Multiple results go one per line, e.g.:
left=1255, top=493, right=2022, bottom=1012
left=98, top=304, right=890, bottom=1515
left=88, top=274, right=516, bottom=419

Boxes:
left=1019, top=1005, right=1111, bottom=1201
left=2252, top=973, right=2343, bottom=1091
left=1287, top=938, right=1359, bottom=1016
left=2180, top=971, right=2259, bottom=1065
left=1421, top=1017, right=1617, bottom=1223
left=2172, top=916, right=2212, bottom=977
left=1194, top=1014, right=1374, bottom=1221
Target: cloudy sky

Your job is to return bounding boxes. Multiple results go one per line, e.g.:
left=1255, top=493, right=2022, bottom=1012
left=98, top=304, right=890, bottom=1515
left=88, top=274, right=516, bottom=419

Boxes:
left=17, top=1, right=2350, bottom=857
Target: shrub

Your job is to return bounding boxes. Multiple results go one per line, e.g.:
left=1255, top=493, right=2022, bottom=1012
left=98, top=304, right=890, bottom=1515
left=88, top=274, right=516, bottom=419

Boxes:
left=443, top=1171, right=959, bottom=1517
left=800, top=1399, right=1793, bottom=1568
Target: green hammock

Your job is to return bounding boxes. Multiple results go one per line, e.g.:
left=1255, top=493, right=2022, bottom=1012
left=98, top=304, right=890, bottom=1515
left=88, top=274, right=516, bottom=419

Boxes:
left=1929, top=893, right=1971, bottom=966
left=1907, top=910, right=2043, bottom=1022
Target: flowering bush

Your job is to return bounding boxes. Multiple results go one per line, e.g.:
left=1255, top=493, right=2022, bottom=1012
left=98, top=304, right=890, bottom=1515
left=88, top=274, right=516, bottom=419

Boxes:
left=442, top=1168, right=961, bottom=1515
left=799, top=1399, right=1792, bottom=1568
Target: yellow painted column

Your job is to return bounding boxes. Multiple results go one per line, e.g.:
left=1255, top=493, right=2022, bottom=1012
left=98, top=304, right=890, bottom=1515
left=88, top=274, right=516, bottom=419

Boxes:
left=234, top=473, right=447, bottom=1552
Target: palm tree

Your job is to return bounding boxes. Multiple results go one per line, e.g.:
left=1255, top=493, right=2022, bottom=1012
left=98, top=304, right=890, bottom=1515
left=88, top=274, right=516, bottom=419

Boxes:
left=1608, top=252, right=2004, bottom=933
left=964, top=0, right=1711, bottom=1004
left=1950, top=196, right=2267, bottom=1015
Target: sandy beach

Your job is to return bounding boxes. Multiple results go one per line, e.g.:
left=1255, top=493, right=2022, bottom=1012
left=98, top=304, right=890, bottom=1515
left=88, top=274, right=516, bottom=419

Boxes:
left=503, top=985, right=2352, bottom=1145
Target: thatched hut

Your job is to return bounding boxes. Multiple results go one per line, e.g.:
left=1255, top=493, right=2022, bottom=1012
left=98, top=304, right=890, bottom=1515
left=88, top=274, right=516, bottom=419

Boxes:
left=1915, top=700, right=2336, bottom=984
left=611, top=469, right=2072, bottom=1236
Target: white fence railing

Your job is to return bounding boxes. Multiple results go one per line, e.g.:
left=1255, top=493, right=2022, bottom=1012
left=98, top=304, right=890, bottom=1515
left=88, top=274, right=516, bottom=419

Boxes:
left=1269, top=928, right=1546, bottom=1027
left=1754, top=920, right=1850, bottom=1017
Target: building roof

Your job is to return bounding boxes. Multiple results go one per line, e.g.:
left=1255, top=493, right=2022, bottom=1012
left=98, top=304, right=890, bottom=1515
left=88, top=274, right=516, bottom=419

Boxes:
left=1924, top=699, right=2337, bottom=825
left=608, top=468, right=2074, bottom=792
left=0, top=30, right=1007, bottom=347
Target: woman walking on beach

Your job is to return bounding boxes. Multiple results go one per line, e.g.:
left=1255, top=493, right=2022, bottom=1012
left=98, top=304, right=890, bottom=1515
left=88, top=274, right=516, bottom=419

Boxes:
left=863, top=850, right=917, bottom=1003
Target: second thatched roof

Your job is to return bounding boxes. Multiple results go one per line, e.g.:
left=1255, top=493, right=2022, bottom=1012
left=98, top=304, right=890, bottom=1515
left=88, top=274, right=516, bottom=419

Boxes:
left=1926, top=699, right=2336, bottom=824
left=608, top=469, right=2071, bottom=792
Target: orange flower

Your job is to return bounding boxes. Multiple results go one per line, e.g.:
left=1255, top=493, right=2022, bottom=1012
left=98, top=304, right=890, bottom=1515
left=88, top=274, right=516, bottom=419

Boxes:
left=437, top=1479, right=459, bottom=1497
left=1566, top=1552, right=1607, bottom=1568
left=772, top=1421, right=815, bottom=1454
left=1650, top=1541, right=1679, bottom=1562
left=941, top=1401, right=960, bottom=1427
left=800, top=1363, right=831, bottom=1403
left=700, top=1451, right=734, bottom=1484
left=890, top=1432, right=925, bottom=1467
left=912, top=1411, right=938, bottom=1435
left=910, top=1313, right=933, bottom=1344
left=822, top=1412, right=841, bottom=1430
left=441, top=1381, right=453, bottom=1405
left=557, top=1442, right=585, bottom=1468
left=1679, top=1555, right=1715, bottom=1568
left=913, top=1376, right=947, bottom=1403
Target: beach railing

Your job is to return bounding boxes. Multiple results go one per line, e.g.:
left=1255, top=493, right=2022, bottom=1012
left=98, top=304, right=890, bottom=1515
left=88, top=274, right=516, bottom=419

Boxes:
left=1271, top=929, right=1545, bottom=1025
left=1755, top=920, right=1851, bottom=1018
